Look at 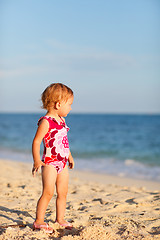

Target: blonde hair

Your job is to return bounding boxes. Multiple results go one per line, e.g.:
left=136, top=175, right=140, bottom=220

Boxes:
left=41, top=83, right=73, bottom=110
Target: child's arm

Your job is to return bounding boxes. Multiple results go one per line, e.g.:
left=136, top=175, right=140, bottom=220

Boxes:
left=32, top=119, right=49, bottom=176
left=68, top=150, right=74, bottom=169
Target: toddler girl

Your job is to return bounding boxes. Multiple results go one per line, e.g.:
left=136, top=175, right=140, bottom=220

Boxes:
left=32, top=83, right=74, bottom=233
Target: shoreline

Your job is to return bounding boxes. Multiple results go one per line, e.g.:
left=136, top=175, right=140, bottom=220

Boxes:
left=70, top=170, right=160, bottom=191
left=0, top=158, right=160, bottom=239
left=1, top=158, right=160, bottom=191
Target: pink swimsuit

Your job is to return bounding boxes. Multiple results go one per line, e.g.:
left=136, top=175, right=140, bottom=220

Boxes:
left=38, top=116, right=70, bottom=174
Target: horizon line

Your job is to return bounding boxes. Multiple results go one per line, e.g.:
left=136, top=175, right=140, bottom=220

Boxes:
left=0, top=111, right=160, bottom=115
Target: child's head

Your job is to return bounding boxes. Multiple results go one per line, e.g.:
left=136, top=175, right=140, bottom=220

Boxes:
left=41, top=83, right=74, bottom=111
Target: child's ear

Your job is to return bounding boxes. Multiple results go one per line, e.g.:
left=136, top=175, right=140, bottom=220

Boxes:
left=55, top=101, right=61, bottom=109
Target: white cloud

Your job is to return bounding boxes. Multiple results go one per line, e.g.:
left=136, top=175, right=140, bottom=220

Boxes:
left=0, top=66, right=49, bottom=78
left=0, top=43, right=137, bottom=79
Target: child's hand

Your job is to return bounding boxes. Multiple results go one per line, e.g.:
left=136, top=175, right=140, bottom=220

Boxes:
left=32, top=161, right=45, bottom=177
left=68, top=156, right=74, bottom=169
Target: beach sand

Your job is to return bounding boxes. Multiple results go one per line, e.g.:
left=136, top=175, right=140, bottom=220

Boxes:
left=0, top=159, right=160, bottom=239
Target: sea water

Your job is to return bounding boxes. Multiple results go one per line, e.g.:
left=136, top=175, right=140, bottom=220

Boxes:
left=0, top=113, right=160, bottom=181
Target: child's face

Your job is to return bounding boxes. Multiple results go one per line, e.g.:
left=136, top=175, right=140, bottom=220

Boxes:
left=58, top=95, right=74, bottom=117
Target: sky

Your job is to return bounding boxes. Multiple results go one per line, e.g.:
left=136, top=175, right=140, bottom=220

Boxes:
left=0, top=0, right=160, bottom=113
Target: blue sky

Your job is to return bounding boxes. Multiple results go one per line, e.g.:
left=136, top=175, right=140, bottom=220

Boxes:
left=1, top=0, right=160, bottom=113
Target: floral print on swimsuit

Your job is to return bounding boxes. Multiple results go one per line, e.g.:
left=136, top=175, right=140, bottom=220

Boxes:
left=38, top=116, right=70, bottom=173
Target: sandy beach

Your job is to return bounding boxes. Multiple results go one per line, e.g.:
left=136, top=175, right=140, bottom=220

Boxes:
left=0, top=159, right=160, bottom=239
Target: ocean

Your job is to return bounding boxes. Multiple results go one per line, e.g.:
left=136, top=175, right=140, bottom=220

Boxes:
left=0, top=113, right=160, bottom=181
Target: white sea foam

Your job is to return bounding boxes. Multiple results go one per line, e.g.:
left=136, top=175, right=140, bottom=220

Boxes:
left=125, top=159, right=140, bottom=166
left=75, top=157, right=160, bottom=181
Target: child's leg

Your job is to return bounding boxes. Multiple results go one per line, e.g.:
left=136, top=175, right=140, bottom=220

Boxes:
left=55, top=165, right=69, bottom=224
left=35, top=165, right=57, bottom=224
